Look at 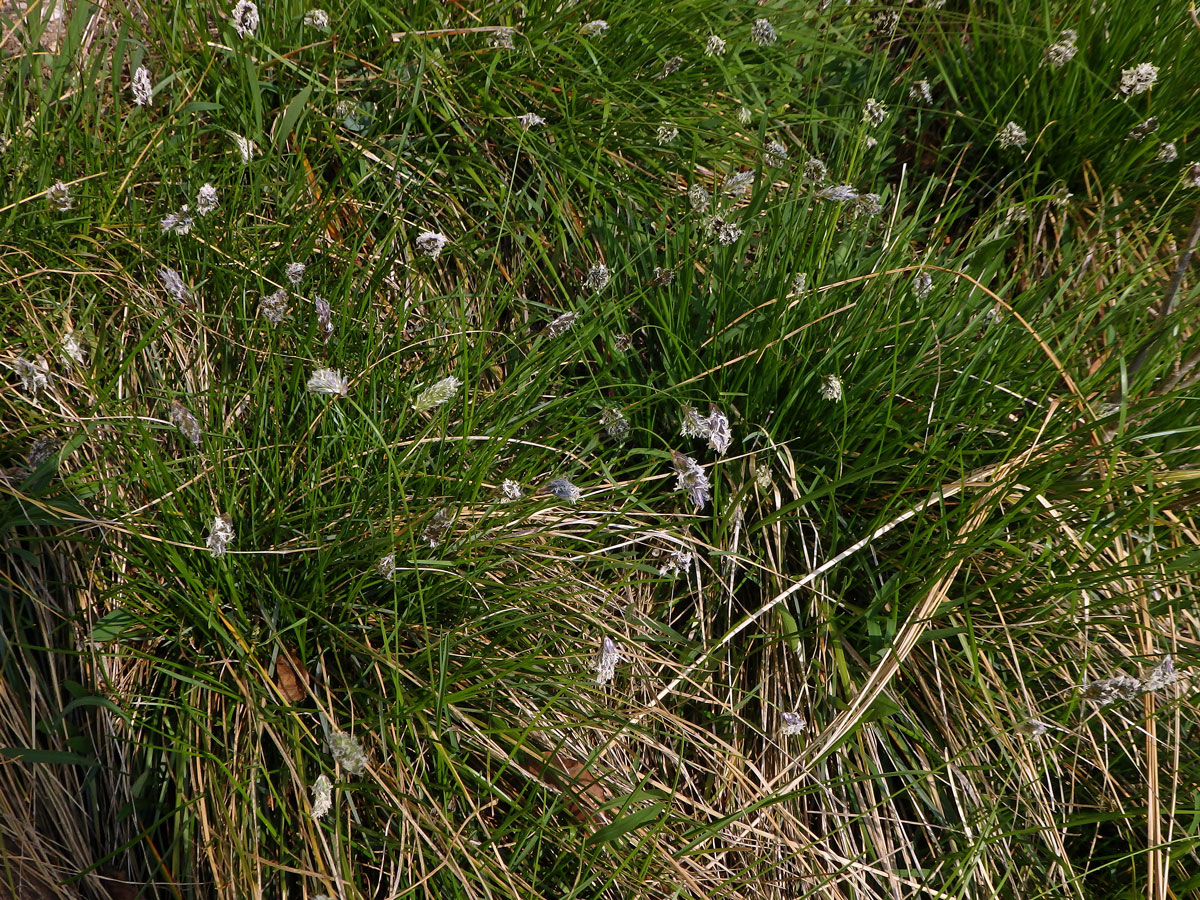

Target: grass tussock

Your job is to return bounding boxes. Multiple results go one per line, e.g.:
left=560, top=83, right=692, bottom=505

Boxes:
left=3, top=0, right=1200, bottom=898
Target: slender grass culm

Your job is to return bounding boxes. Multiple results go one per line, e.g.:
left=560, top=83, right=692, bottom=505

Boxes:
left=2, top=1, right=1199, bottom=898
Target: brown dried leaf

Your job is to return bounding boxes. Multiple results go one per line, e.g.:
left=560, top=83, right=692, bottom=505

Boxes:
left=275, top=647, right=308, bottom=702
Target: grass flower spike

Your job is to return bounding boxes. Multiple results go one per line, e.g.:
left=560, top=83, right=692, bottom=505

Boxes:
left=206, top=514, right=234, bottom=557
left=415, top=230, right=448, bottom=259
left=170, top=399, right=202, bottom=447
left=413, top=375, right=461, bottom=412
left=579, top=20, right=608, bottom=38
left=996, top=122, right=1028, bottom=150
left=820, top=374, right=843, bottom=401
left=750, top=18, right=776, bottom=45
left=310, top=774, right=332, bottom=820
left=47, top=181, right=73, bottom=211
left=231, top=0, right=259, bottom=38
left=704, top=35, right=725, bottom=56
left=306, top=368, right=348, bottom=396
left=1118, top=62, right=1158, bottom=96
left=303, top=9, right=329, bottom=29
left=672, top=451, right=712, bottom=510
left=327, top=732, right=368, bottom=775
left=583, top=263, right=610, bottom=292
left=131, top=66, right=153, bottom=106
left=545, top=476, right=582, bottom=503
left=595, top=636, right=621, bottom=685
left=195, top=184, right=218, bottom=215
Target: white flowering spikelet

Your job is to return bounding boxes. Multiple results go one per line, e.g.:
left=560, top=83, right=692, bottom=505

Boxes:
left=1184, top=162, right=1200, bottom=190
left=680, top=404, right=709, bottom=440
left=737, top=105, right=753, bottom=125
left=600, top=407, right=629, bottom=441
left=781, top=712, right=808, bottom=735
left=306, top=367, right=348, bottom=396
left=583, top=263, right=611, bottom=292
left=672, top=451, right=711, bottom=510
left=705, top=35, right=726, bottom=56
left=233, top=133, right=256, bottom=164
left=651, top=266, right=675, bottom=286
left=764, top=140, right=788, bottom=168
left=1126, top=117, right=1158, bottom=142
left=595, top=636, right=621, bottom=686
left=851, top=193, right=883, bottom=218
left=313, top=295, right=333, bottom=340
left=544, top=311, right=577, bottom=338
left=791, top=272, right=808, bottom=293
left=285, top=261, right=306, bottom=286
left=376, top=554, right=397, bottom=580
left=303, top=9, right=330, bottom=30
left=705, top=405, right=732, bottom=456
left=1044, top=29, right=1077, bottom=68
left=518, top=112, right=545, bottom=130
left=195, top=184, right=218, bottom=216
left=1142, top=655, right=1178, bottom=692
left=414, top=230, right=448, bottom=259
left=803, top=158, right=827, bottom=183
left=327, top=731, right=368, bottom=775
left=158, top=267, right=193, bottom=304
left=1156, top=142, right=1178, bottom=163
left=1082, top=673, right=1142, bottom=706
left=723, top=170, right=754, bottom=196
left=1016, top=718, right=1052, bottom=738
left=260, top=289, right=288, bottom=322
left=656, top=121, right=679, bottom=145
left=820, top=374, right=843, bottom=402
left=862, top=99, right=887, bottom=127
left=750, top=18, right=776, bottom=45
left=545, top=476, right=582, bottom=503
left=422, top=508, right=455, bottom=548
left=61, top=331, right=86, bottom=367
left=47, top=181, right=73, bottom=211
left=688, top=183, right=711, bottom=212
left=913, top=271, right=934, bottom=299
left=498, top=479, right=524, bottom=502
left=487, top=27, right=515, bottom=49
left=655, top=56, right=683, bottom=80
left=413, top=375, right=461, bottom=412
left=231, top=0, right=259, bottom=38
left=207, top=514, right=234, bottom=557
left=658, top=549, right=693, bottom=578
left=16, top=356, right=50, bottom=395
left=579, top=19, right=608, bottom=37
left=996, top=121, right=1028, bottom=150
left=1118, top=62, right=1158, bottom=96
left=909, top=80, right=933, bottom=104
left=715, top=221, right=743, bottom=245
left=131, top=66, right=153, bottom=106
left=170, top=398, right=203, bottom=447
left=310, top=774, right=332, bottom=820
left=816, top=184, right=857, bottom=203
left=161, top=205, right=193, bottom=235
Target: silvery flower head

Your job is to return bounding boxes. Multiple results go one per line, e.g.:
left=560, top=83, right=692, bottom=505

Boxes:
left=310, top=774, right=332, bottom=820
left=415, top=230, right=448, bottom=259
left=376, top=553, right=397, bottom=580
left=715, top=221, right=743, bottom=245
left=655, top=56, right=683, bottom=80
left=303, top=9, right=330, bottom=30
left=803, top=158, right=827, bottom=183
left=851, top=193, right=882, bottom=218
left=422, top=507, right=455, bottom=548
left=131, top=66, right=153, bottom=106
left=750, top=17, right=776, bottom=45
left=545, top=476, right=582, bottom=504
left=1015, top=717, right=1052, bottom=738
left=613, top=333, right=633, bottom=353
left=764, top=140, right=788, bottom=168
left=864, top=136, right=879, bottom=150
left=680, top=404, right=708, bottom=439
left=498, top=479, right=524, bottom=502
left=583, top=263, right=610, bottom=292
left=600, top=407, right=629, bottom=441
left=1185, top=162, right=1200, bottom=189
left=996, top=121, right=1027, bottom=150
left=233, top=133, right=256, bottom=164
left=1052, top=184, right=1072, bottom=208
left=737, top=105, right=753, bottom=125
left=672, top=451, right=711, bottom=511
left=909, top=80, right=932, bottom=104
left=1082, top=673, right=1142, bottom=706
left=544, top=311, right=577, bottom=338
left=913, top=271, right=933, bottom=299
left=723, top=170, right=754, bottom=196
left=306, top=367, right=349, bottom=396
left=519, top=112, right=545, bottom=131
left=327, top=731, right=367, bottom=775
left=207, top=514, right=234, bottom=557
left=1141, top=655, right=1178, bottom=692
left=579, top=19, right=608, bottom=37
left=819, top=374, right=843, bottom=402
left=259, top=288, right=288, bottom=322
left=170, top=398, right=203, bottom=447
left=703, top=405, right=731, bottom=456
left=1118, top=62, right=1158, bottom=96
left=862, top=99, right=887, bottom=127
left=27, top=435, right=60, bottom=469
left=486, top=26, right=515, bottom=49
left=161, top=205, right=193, bottom=235
left=286, top=261, right=306, bottom=286
left=47, top=181, right=73, bottom=211
left=1156, top=142, right=1178, bottom=163
left=195, top=184, right=218, bottom=216
left=816, top=184, right=857, bottom=203
left=158, top=267, right=193, bottom=304
left=658, top=549, right=693, bottom=578
left=781, top=712, right=808, bottom=735
left=656, top=121, right=679, bottom=145
left=595, top=636, right=621, bottom=686
left=704, top=34, right=725, bottom=56
left=61, top=331, right=86, bottom=366
left=1125, top=117, right=1158, bottom=142
left=791, top=272, right=808, bottom=293
left=412, top=375, right=461, bottom=412
left=872, top=9, right=899, bottom=33
left=651, top=266, right=675, bottom=286
left=313, top=295, right=333, bottom=340
left=16, top=356, right=50, bottom=395
left=231, top=0, right=259, bottom=38
left=688, top=183, right=710, bottom=212
left=1044, top=30, right=1077, bottom=68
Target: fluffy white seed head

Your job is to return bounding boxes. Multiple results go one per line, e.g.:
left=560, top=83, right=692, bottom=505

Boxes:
left=704, top=35, right=725, bottom=56
left=820, top=374, right=843, bottom=402
left=579, top=19, right=609, bottom=37
left=170, top=399, right=203, bottom=447
left=327, top=731, right=368, bottom=775
left=996, top=121, right=1027, bottom=150
left=231, top=0, right=259, bottom=38
left=303, top=9, right=329, bottom=29
left=195, top=184, right=218, bottom=215
left=412, top=375, right=461, bottom=412
left=310, top=774, right=332, bottom=820
left=595, top=636, right=621, bottom=686
left=671, top=451, right=711, bottom=510
left=259, top=289, right=288, bottom=322
left=583, top=263, right=610, bottom=292
left=414, top=230, right=448, bottom=259
left=1118, top=62, right=1158, bottom=96
left=207, top=514, right=234, bottom=557
left=545, top=476, right=582, bottom=503
left=750, top=18, right=776, bottom=45
left=47, top=181, right=73, bottom=211
left=306, top=367, right=349, bottom=396
left=131, top=66, right=153, bottom=106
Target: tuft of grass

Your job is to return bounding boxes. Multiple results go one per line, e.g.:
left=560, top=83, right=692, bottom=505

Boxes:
left=3, top=0, right=1200, bottom=898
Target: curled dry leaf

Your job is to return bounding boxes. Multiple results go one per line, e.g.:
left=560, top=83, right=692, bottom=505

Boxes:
left=275, top=646, right=309, bottom=702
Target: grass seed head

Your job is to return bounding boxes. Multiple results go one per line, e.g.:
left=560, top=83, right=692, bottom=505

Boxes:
left=327, top=731, right=368, bottom=775
left=285, top=261, right=306, bottom=285
left=595, top=636, right=621, bottom=685
left=545, top=476, right=582, bottom=504
left=820, top=374, right=843, bottom=402
left=170, top=399, right=203, bottom=447
left=207, top=514, right=234, bottom=557
left=303, top=9, right=329, bottom=30
left=231, top=0, right=259, bottom=38
left=519, top=112, right=545, bottom=130
left=1156, top=142, right=1177, bottom=163
left=704, top=35, right=725, bottom=56
left=996, top=121, right=1028, bottom=150
left=583, top=263, right=611, bottom=292
left=750, top=17, right=776, bottom=45
left=579, top=20, right=609, bottom=38
left=310, top=774, right=332, bottom=820
left=414, top=230, right=449, bottom=259
left=131, top=66, right=153, bottom=106
left=412, top=375, right=461, bottom=412
left=688, top=183, right=710, bottom=212
left=862, top=99, right=887, bottom=127
left=158, top=267, right=193, bottom=304
left=195, top=184, right=218, bottom=215
left=47, top=181, right=73, bottom=211
left=306, top=367, right=348, bottom=396
left=161, top=206, right=193, bottom=235
left=16, top=356, right=50, bottom=395
left=656, top=121, right=679, bottom=145
left=600, top=407, right=629, bottom=442
left=259, top=289, right=288, bottom=322
left=1118, top=62, right=1158, bottom=96
left=671, top=451, right=711, bottom=510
